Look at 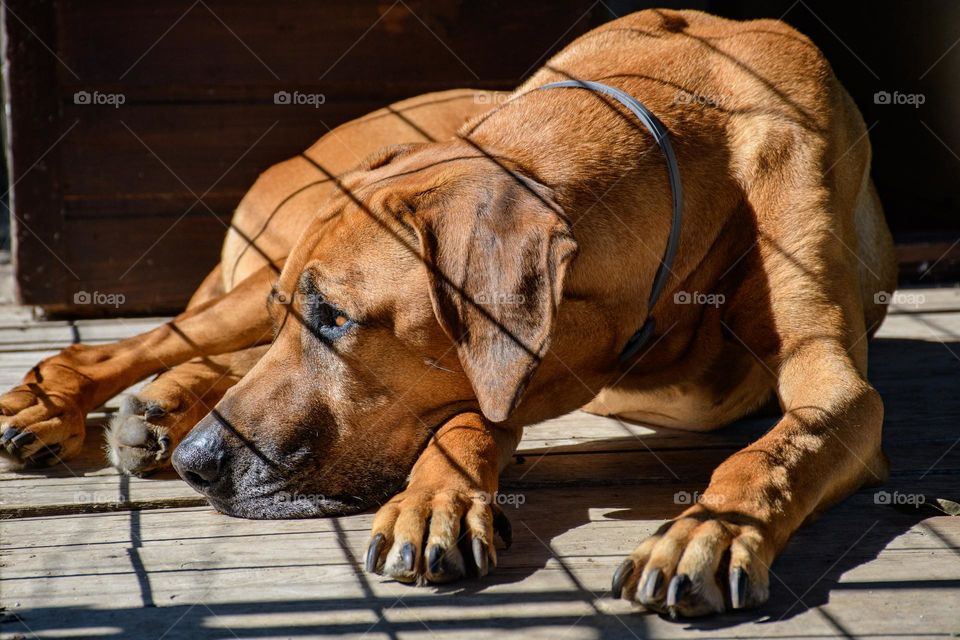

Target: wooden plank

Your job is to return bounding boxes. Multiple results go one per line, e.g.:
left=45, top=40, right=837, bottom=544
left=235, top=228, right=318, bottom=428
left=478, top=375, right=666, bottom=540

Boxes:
left=0, top=322, right=73, bottom=345
left=7, top=512, right=957, bottom=588
left=0, top=350, right=64, bottom=374
left=74, top=317, right=167, bottom=342
left=3, top=490, right=956, bottom=554
left=885, top=286, right=960, bottom=314
left=874, top=311, right=960, bottom=340
left=0, top=299, right=36, bottom=323
left=1, top=495, right=958, bottom=639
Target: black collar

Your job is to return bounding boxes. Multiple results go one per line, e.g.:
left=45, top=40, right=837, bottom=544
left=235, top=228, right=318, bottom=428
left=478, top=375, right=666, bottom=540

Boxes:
left=538, top=80, right=683, bottom=366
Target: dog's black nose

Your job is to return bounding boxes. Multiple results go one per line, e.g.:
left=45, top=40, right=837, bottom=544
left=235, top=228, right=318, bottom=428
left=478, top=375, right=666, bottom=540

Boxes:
left=172, top=419, right=227, bottom=490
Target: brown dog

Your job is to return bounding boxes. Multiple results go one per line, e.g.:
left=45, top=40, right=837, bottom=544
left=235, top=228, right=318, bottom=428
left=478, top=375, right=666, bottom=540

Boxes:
left=0, top=87, right=497, bottom=471
left=1, top=10, right=896, bottom=618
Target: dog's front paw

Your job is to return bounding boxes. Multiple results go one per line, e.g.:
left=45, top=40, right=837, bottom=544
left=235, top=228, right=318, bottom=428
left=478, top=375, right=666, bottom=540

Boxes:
left=106, top=396, right=178, bottom=477
left=107, top=385, right=218, bottom=477
left=0, top=384, right=86, bottom=466
left=364, top=487, right=511, bottom=584
left=612, top=504, right=773, bottom=618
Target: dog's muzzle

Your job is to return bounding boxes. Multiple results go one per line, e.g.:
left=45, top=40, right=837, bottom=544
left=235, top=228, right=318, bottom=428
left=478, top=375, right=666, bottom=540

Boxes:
left=172, top=412, right=368, bottom=519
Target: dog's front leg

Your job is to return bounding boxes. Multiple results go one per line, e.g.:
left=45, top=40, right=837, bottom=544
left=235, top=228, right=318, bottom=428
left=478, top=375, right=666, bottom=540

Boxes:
left=0, top=264, right=277, bottom=466
left=614, top=339, right=888, bottom=617
left=365, top=412, right=517, bottom=584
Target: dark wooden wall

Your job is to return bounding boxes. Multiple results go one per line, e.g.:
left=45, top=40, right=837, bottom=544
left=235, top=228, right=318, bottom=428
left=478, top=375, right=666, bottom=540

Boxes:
left=3, top=0, right=605, bottom=314
left=3, top=0, right=958, bottom=316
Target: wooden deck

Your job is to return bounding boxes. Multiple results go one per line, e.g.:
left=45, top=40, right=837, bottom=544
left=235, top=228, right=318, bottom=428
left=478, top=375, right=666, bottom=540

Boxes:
left=2, top=285, right=959, bottom=639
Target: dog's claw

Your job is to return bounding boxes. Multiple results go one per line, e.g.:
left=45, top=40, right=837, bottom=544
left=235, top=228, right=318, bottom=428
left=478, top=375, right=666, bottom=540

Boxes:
left=472, top=538, right=489, bottom=577
left=641, top=567, right=663, bottom=602
left=30, top=443, right=62, bottom=466
left=493, top=507, right=513, bottom=549
left=730, top=566, right=748, bottom=609
left=401, top=542, right=416, bottom=572
left=144, top=403, right=166, bottom=420
left=427, top=544, right=444, bottom=575
left=0, top=420, right=71, bottom=467
left=623, top=512, right=772, bottom=617
left=11, top=430, right=37, bottom=448
left=667, top=573, right=692, bottom=618
left=369, top=479, right=500, bottom=585
left=365, top=533, right=385, bottom=573
left=0, top=426, right=56, bottom=465
left=611, top=558, right=635, bottom=599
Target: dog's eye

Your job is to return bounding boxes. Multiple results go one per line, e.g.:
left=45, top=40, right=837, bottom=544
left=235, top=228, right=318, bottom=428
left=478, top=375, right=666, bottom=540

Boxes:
left=312, top=300, right=354, bottom=341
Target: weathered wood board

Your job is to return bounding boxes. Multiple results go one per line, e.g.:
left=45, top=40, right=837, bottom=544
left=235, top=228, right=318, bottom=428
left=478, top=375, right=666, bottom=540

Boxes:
left=2, top=496, right=959, bottom=639
left=1, top=287, right=958, bottom=639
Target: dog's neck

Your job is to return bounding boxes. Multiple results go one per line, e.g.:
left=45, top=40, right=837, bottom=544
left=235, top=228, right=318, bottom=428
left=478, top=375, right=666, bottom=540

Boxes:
left=465, top=87, right=671, bottom=208
left=461, top=88, right=680, bottom=350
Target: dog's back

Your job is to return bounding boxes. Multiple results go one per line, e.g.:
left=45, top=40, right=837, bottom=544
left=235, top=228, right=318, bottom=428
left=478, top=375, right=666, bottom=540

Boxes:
left=515, top=8, right=896, bottom=341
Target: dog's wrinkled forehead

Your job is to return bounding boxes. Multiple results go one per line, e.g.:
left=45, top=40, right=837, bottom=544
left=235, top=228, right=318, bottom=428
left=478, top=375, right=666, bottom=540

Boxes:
left=269, top=208, right=426, bottom=336
left=269, top=141, right=541, bottom=342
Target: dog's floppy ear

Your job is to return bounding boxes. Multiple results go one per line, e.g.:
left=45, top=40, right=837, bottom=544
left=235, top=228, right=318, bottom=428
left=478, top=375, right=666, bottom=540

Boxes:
left=410, top=174, right=577, bottom=422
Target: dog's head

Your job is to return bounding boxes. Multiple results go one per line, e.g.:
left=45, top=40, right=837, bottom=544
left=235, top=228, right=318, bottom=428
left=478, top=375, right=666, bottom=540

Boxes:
left=172, top=141, right=579, bottom=518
